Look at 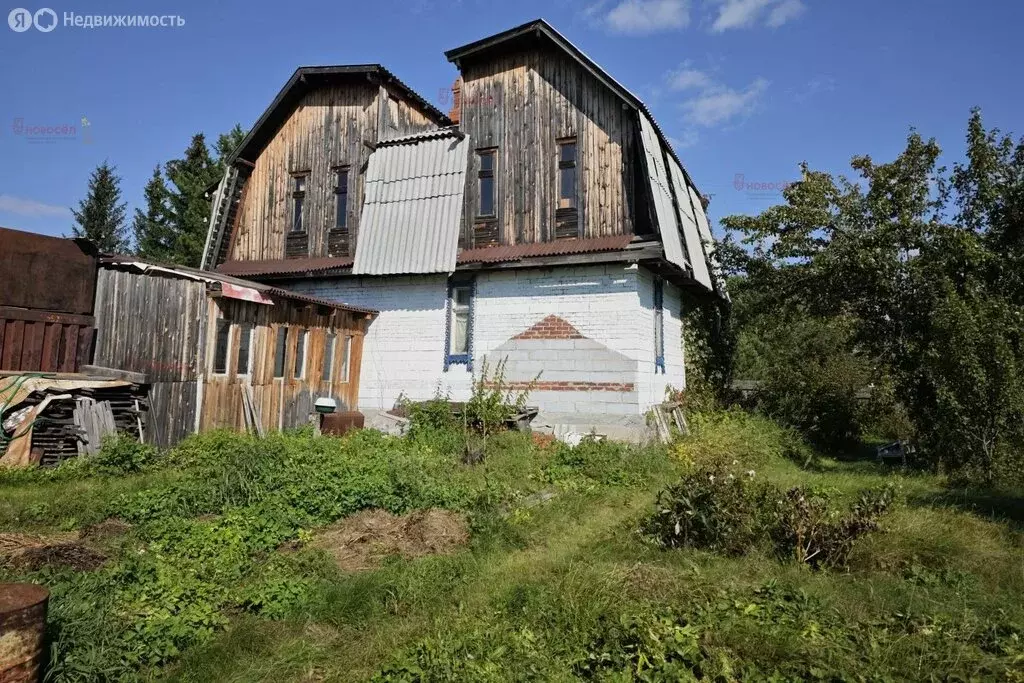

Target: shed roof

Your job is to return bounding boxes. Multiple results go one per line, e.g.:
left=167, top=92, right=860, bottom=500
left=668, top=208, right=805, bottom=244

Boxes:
left=228, top=65, right=452, bottom=166
left=101, top=256, right=377, bottom=315
left=352, top=128, right=470, bottom=275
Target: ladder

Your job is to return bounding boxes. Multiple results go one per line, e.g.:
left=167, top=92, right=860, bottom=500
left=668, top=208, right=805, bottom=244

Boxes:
left=201, top=165, right=240, bottom=271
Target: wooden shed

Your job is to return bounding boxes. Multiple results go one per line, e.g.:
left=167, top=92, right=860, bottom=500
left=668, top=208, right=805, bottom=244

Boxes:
left=93, top=258, right=374, bottom=446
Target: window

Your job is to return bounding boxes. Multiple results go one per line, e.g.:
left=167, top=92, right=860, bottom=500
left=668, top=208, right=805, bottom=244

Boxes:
left=387, top=95, right=400, bottom=134
left=340, top=335, right=352, bottom=383
left=558, top=139, right=577, bottom=209
left=237, top=323, right=254, bottom=377
left=322, top=332, right=336, bottom=382
left=334, top=168, right=349, bottom=229
left=293, top=329, right=307, bottom=379
left=273, top=327, right=288, bottom=378
left=477, top=150, right=496, bottom=217
left=291, top=174, right=307, bottom=233
left=212, top=319, right=231, bottom=375
left=445, top=280, right=473, bottom=369
left=654, top=279, right=665, bottom=374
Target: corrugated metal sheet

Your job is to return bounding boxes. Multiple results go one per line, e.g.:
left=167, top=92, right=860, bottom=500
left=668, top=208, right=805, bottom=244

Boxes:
left=639, top=115, right=686, bottom=271
left=687, top=185, right=726, bottom=298
left=353, top=130, right=469, bottom=275
left=668, top=158, right=713, bottom=292
left=457, top=235, right=634, bottom=264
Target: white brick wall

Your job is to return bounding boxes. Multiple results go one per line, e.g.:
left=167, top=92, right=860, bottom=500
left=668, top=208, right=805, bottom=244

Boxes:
left=286, top=264, right=685, bottom=415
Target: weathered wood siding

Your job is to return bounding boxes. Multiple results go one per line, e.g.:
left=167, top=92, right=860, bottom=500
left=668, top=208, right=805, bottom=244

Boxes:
left=0, top=308, right=95, bottom=374
left=93, top=268, right=207, bottom=447
left=458, top=47, right=638, bottom=246
left=231, top=84, right=438, bottom=262
left=200, top=298, right=367, bottom=433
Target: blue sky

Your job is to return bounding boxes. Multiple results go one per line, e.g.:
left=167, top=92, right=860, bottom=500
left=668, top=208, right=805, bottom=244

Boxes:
left=1, top=0, right=1021, bottom=239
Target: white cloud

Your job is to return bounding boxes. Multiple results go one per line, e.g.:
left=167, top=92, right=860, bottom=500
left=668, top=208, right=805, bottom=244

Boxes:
left=667, top=62, right=713, bottom=91
left=603, top=0, right=690, bottom=35
left=709, top=0, right=805, bottom=32
left=0, top=194, right=70, bottom=218
left=682, top=77, right=769, bottom=126
left=766, top=0, right=806, bottom=27
left=668, top=129, right=700, bottom=149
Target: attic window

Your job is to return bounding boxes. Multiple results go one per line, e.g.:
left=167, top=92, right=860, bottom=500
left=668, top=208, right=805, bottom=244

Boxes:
left=212, top=318, right=231, bottom=375
left=477, top=149, right=496, bottom=218
left=334, top=167, right=349, bottom=230
left=291, top=174, right=307, bottom=233
left=558, top=139, right=577, bottom=210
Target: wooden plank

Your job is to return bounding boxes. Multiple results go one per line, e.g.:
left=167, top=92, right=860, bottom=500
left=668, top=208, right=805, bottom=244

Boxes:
left=40, top=323, right=61, bottom=372
left=59, top=324, right=78, bottom=373
left=20, top=321, right=43, bottom=371
left=0, top=306, right=94, bottom=327
left=3, top=320, right=25, bottom=371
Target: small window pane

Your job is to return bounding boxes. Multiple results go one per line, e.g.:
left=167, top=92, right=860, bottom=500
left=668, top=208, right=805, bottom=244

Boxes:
left=454, top=286, right=471, bottom=309
left=294, top=329, right=307, bottom=379
left=479, top=153, right=493, bottom=172
left=295, top=176, right=306, bottom=192
left=274, top=327, right=288, bottom=378
left=560, top=167, right=576, bottom=204
left=293, top=196, right=304, bottom=232
left=335, top=170, right=348, bottom=229
left=237, top=323, right=253, bottom=376
left=452, top=310, right=469, bottom=354
left=560, top=142, right=576, bottom=163
left=340, top=335, right=352, bottom=382
left=322, top=333, right=336, bottom=382
left=213, top=320, right=231, bottom=374
left=479, top=177, right=495, bottom=216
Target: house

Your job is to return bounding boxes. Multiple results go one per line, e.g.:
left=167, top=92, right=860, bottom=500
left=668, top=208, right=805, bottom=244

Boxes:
left=206, top=20, right=725, bottom=437
left=92, top=258, right=375, bottom=446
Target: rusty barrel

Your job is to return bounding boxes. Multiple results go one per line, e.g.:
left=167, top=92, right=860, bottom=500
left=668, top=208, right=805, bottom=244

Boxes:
left=0, top=584, right=49, bottom=683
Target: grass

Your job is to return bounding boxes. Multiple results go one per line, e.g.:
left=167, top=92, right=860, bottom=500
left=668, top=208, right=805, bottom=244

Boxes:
left=2, top=412, right=1023, bottom=681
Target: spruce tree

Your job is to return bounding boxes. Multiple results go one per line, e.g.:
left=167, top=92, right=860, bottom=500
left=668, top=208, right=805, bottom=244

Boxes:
left=71, top=161, right=129, bottom=253
left=165, top=134, right=220, bottom=267
left=133, top=165, right=175, bottom=261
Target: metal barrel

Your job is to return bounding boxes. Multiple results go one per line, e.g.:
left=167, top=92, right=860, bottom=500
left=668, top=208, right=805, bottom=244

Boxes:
left=0, top=583, right=49, bottom=683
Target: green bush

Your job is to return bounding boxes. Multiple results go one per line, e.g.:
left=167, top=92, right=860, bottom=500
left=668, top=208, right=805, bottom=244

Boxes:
left=644, top=463, right=896, bottom=569
left=91, top=435, right=160, bottom=475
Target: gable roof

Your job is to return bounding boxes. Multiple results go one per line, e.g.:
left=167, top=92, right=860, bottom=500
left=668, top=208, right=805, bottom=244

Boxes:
left=444, top=18, right=701, bottom=198
left=228, top=65, right=452, bottom=166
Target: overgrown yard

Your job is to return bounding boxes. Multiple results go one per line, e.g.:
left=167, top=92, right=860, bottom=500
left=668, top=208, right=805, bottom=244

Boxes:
left=2, top=412, right=1023, bottom=681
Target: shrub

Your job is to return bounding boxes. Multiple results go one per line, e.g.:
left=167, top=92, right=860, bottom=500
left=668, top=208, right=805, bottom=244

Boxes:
left=644, top=464, right=896, bottom=570
left=91, top=435, right=160, bottom=475
left=673, top=408, right=815, bottom=470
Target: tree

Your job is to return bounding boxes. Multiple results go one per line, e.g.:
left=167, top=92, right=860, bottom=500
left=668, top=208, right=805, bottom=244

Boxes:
left=71, top=161, right=129, bottom=253
left=165, top=133, right=220, bottom=267
left=133, top=165, right=175, bottom=261
left=721, top=112, right=1024, bottom=483
left=215, top=124, right=246, bottom=170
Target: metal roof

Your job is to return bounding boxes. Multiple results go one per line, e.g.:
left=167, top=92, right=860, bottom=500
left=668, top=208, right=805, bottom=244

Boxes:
left=216, top=256, right=354, bottom=278
left=101, top=256, right=376, bottom=315
left=456, top=235, right=635, bottom=265
left=352, top=128, right=469, bottom=275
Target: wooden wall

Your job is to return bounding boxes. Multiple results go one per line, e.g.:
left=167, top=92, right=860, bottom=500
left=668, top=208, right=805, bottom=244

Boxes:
left=93, top=268, right=207, bottom=447
left=457, top=47, right=639, bottom=246
left=199, top=297, right=368, bottom=434
left=0, top=308, right=95, bottom=374
left=230, top=83, right=438, bottom=262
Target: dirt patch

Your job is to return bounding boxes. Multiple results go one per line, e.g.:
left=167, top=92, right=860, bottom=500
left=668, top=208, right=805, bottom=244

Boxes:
left=0, top=532, right=106, bottom=571
left=311, top=509, right=470, bottom=572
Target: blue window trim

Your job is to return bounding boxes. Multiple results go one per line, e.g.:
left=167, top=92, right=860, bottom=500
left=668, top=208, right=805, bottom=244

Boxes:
left=654, top=278, right=666, bottom=374
left=444, top=277, right=475, bottom=371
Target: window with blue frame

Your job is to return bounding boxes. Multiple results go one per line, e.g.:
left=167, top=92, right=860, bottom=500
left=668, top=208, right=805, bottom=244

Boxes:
left=445, top=279, right=474, bottom=370
left=654, top=279, right=665, bottom=373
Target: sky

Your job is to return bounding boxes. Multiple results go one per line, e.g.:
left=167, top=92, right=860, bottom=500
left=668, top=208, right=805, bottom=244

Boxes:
left=1, top=0, right=1022, bottom=239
